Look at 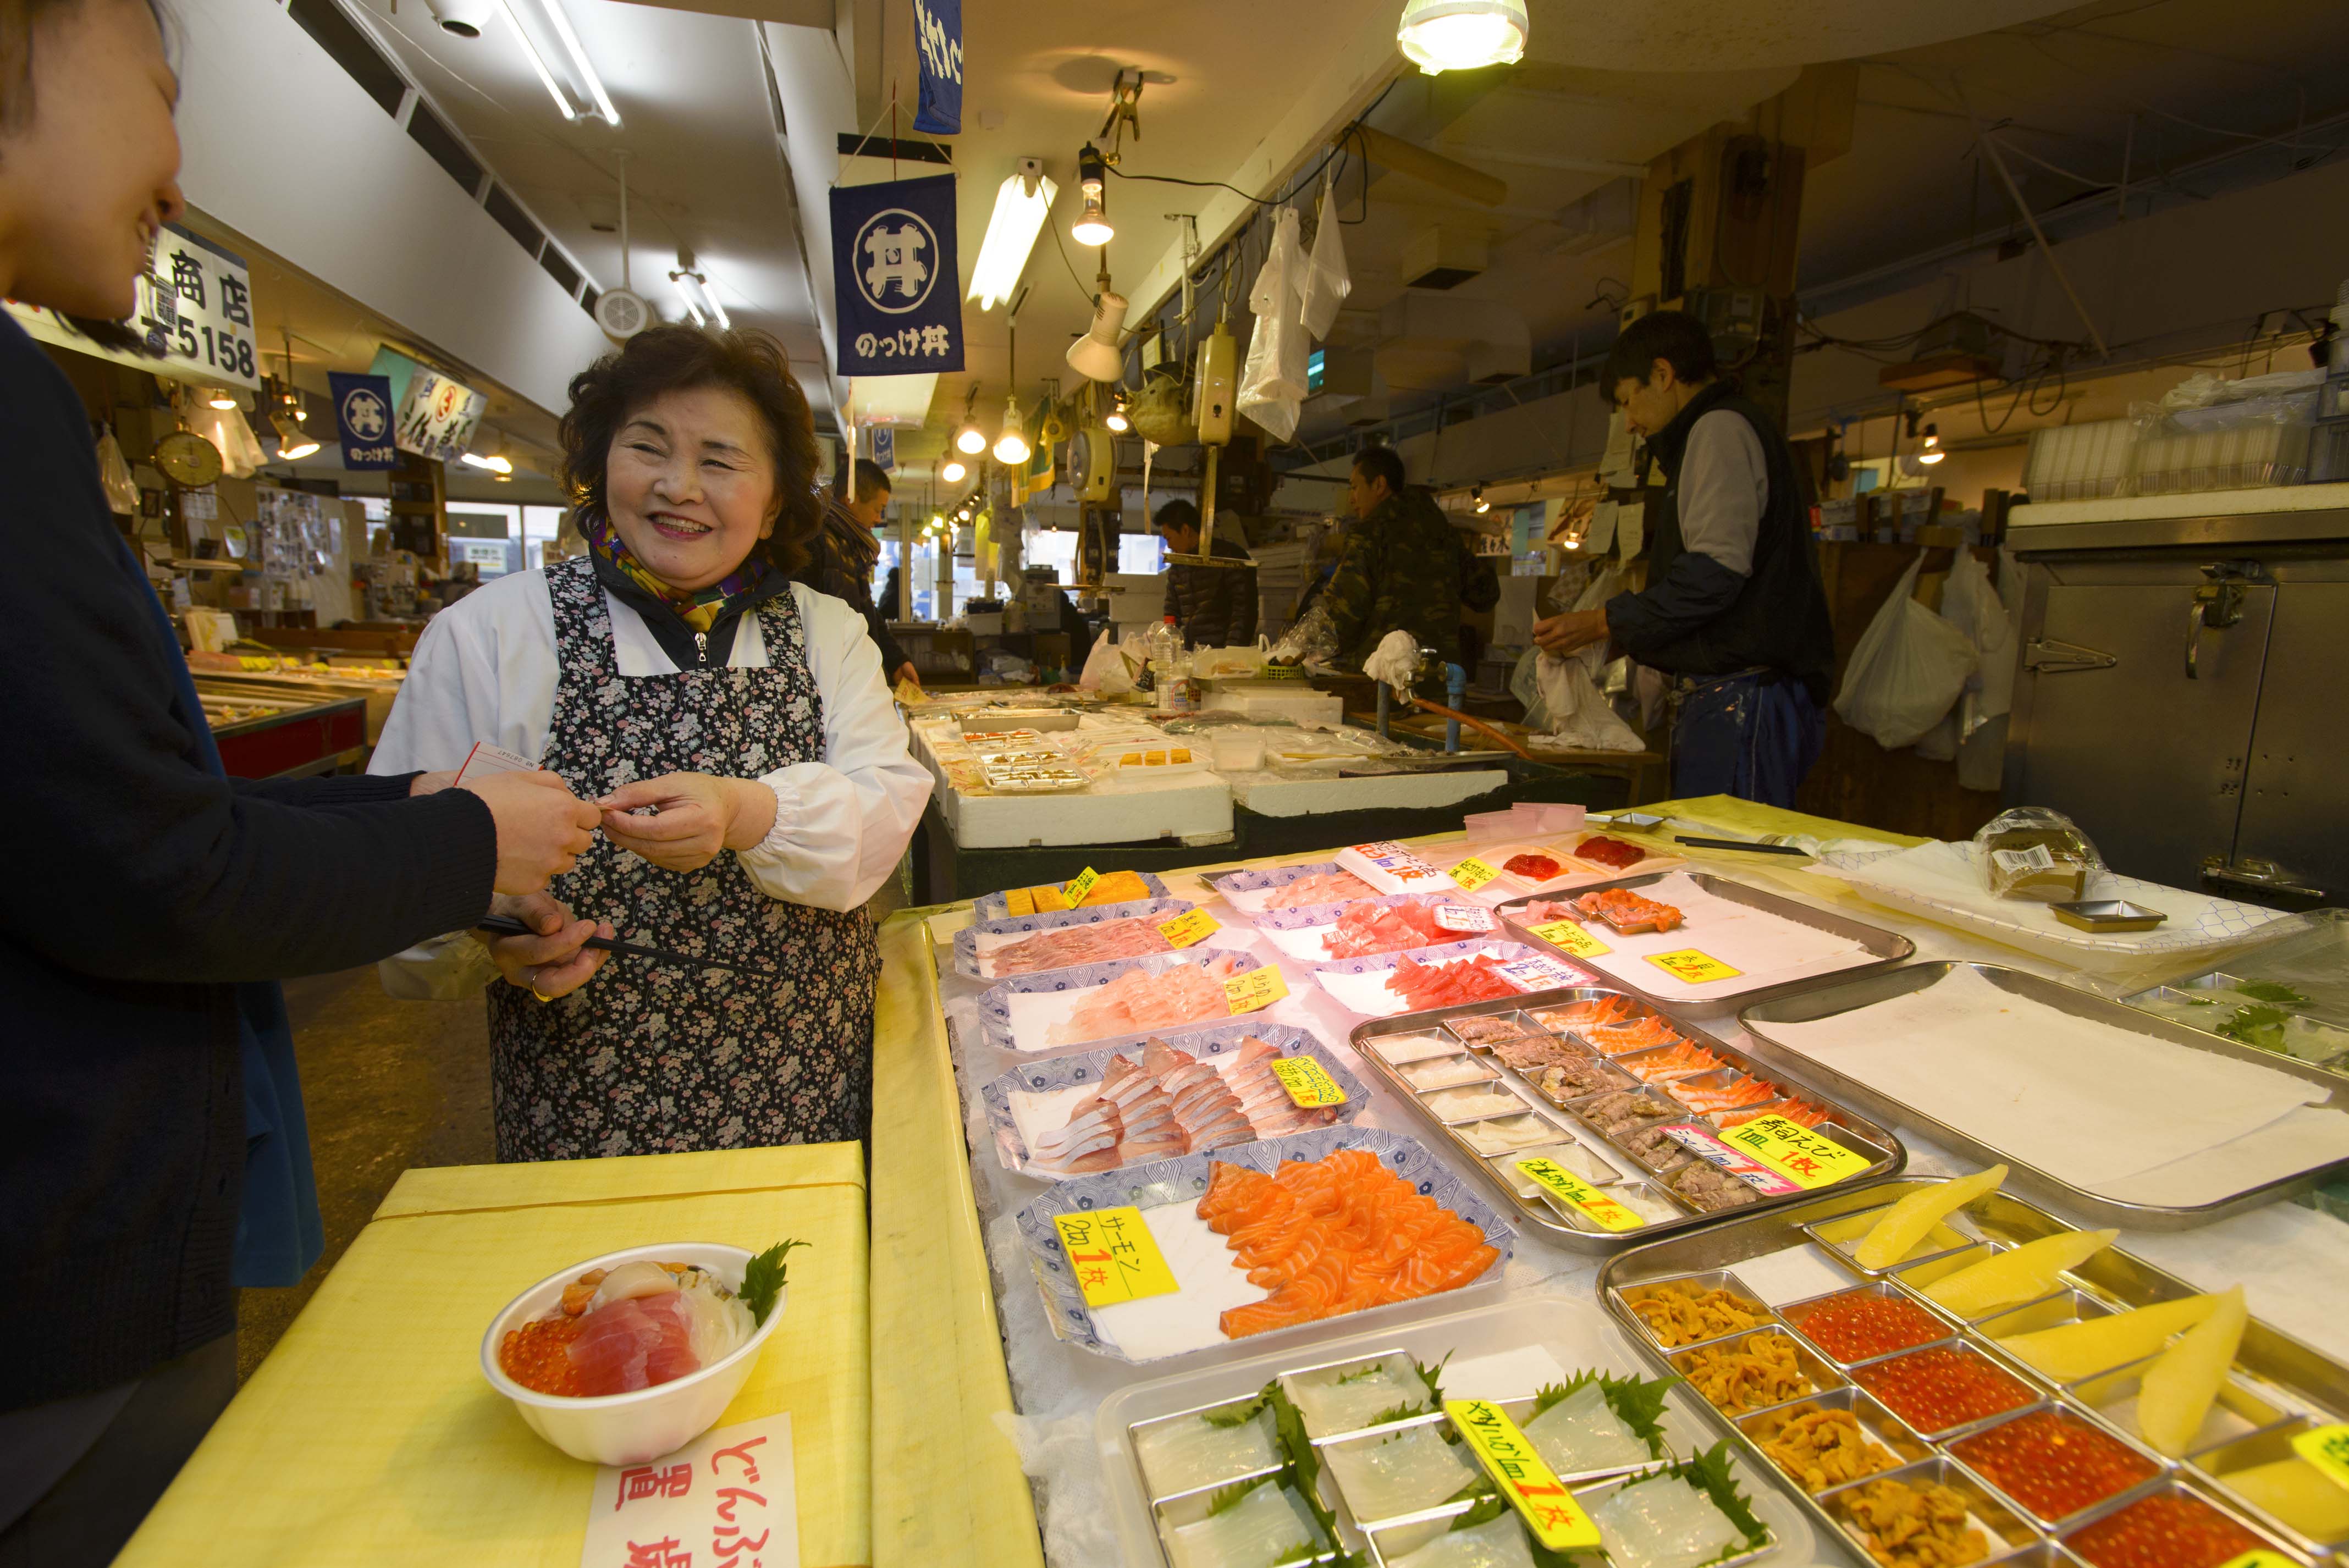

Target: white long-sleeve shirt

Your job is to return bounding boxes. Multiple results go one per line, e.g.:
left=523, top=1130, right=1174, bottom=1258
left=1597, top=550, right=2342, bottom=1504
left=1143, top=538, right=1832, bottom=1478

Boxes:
left=369, top=567, right=932, bottom=914
left=1675, top=409, right=1768, bottom=577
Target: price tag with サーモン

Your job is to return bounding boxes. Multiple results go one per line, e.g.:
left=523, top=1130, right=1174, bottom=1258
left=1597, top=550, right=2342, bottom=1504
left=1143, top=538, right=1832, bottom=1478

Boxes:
left=1270, top=1056, right=1348, bottom=1109
left=1062, top=866, right=1100, bottom=905
left=1719, top=1114, right=1870, bottom=1189
left=1514, top=1158, right=1642, bottom=1232
left=1644, top=948, right=1743, bottom=985
left=1052, top=1206, right=1178, bottom=1308
left=1444, top=1399, right=1602, bottom=1552
left=1223, top=967, right=1289, bottom=1015
left=1448, top=857, right=1500, bottom=892
left=1156, top=909, right=1219, bottom=948
left=1529, top=918, right=1611, bottom=959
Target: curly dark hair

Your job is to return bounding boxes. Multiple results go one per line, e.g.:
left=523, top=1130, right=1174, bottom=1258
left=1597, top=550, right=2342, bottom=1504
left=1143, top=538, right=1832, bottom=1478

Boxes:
left=558, top=324, right=822, bottom=579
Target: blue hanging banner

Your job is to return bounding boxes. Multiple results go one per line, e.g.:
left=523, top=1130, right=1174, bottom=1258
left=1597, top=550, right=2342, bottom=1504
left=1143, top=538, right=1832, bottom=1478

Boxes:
left=870, top=426, right=896, bottom=471
left=327, top=371, right=397, bottom=470
left=912, top=0, right=961, bottom=136
left=830, top=173, right=964, bottom=378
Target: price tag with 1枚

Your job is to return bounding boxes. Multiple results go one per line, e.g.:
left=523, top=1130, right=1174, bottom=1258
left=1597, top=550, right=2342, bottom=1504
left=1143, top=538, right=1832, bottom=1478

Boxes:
left=1719, top=1114, right=1871, bottom=1190
left=1062, top=866, right=1101, bottom=905
left=1433, top=904, right=1496, bottom=934
left=1052, top=1206, right=1179, bottom=1308
left=1444, top=1399, right=1602, bottom=1552
left=1645, top=948, right=1743, bottom=985
left=1156, top=909, right=1219, bottom=948
left=1514, top=1157, right=1642, bottom=1232
left=1270, top=1056, right=1348, bottom=1109
left=1528, top=918, right=1611, bottom=959
left=1448, top=857, right=1501, bottom=892
left=1496, top=954, right=1582, bottom=993
left=1223, top=966, right=1289, bottom=1015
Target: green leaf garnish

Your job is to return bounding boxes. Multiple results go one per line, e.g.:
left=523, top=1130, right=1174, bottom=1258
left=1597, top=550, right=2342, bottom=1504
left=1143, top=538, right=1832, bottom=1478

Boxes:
left=2217, top=1004, right=2291, bottom=1053
left=740, top=1240, right=807, bottom=1326
left=1201, top=1398, right=1266, bottom=1429
left=1336, top=1361, right=1388, bottom=1384
left=1268, top=1545, right=1316, bottom=1567
left=1413, top=1354, right=1453, bottom=1405
left=2235, top=981, right=2308, bottom=1006
left=1206, top=1475, right=1270, bottom=1516
left=1655, top=1440, right=1770, bottom=1553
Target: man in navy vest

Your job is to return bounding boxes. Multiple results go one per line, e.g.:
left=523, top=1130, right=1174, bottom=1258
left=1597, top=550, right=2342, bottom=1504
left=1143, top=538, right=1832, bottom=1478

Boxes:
left=1535, top=310, right=1835, bottom=807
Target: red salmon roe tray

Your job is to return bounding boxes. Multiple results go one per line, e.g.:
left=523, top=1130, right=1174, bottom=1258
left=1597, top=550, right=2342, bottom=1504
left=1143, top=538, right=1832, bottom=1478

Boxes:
left=1503, top=852, right=1563, bottom=880
left=1949, top=1409, right=2160, bottom=1522
left=499, top=1315, right=587, bottom=1396
left=1852, top=1345, right=2035, bottom=1433
left=1790, top=1290, right=1949, bottom=1363
left=2064, top=1490, right=2269, bottom=1568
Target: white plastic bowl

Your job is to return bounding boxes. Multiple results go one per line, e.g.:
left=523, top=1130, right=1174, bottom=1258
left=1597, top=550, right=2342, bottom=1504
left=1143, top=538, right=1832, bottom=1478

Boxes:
left=479, top=1241, right=787, bottom=1465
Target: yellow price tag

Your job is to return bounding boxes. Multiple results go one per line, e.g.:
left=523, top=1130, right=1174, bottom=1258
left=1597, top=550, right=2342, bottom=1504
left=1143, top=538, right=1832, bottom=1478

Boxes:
left=2220, top=1555, right=2301, bottom=1568
left=1718, top=1114, right=1871, bottom=1190
left=1052, top=1207, right=1179, bottom=1308
left=1156, top=909, right=1219, bottom=949
left=1270, top=1056, right=1348, bottom=1108
left=1223, top=966, right=1289, bottom=1015
left=1645, top=948, right=1743, bottom=984
left=238, top=655, right=276, bottom=670
left=1063, top=866, right=1101, bottom=905
left=1449, top=857, right=1501, bottom=892
left=1444, top=1399, right=1603, bottom=1552
left=1528, top=918, right=1612, bottom=959
left=2290, top=1425, right=2349, bottom=1492
left=1514, top=1158, right=1643, bottom=1232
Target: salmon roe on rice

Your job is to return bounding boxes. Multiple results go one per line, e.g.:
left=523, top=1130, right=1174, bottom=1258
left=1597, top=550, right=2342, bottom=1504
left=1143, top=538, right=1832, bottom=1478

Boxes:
left=500, top=1315, right=587, bottom=1396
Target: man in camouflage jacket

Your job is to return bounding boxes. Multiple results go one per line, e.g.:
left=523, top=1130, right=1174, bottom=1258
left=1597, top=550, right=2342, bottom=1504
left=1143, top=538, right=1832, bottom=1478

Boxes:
left=1321, top=445, right=1465, bottom=676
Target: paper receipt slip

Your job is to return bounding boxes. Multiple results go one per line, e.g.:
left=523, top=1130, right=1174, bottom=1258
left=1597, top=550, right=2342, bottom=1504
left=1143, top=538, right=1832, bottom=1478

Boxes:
left=1052, top=1207, right=1178, bottom=1308
left=1444, top=1399, right=1602, bottom=1550
left=1270, top=1057, right=1348, bottom=1109
left=454, top=741, right=537, bottom=785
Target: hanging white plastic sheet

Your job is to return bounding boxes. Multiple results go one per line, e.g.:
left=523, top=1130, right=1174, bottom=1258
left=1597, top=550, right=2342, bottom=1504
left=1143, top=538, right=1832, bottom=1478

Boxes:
left=1236, top=206, right=1309, bottom=442
left=1298, top=180, right=1351, bottom=339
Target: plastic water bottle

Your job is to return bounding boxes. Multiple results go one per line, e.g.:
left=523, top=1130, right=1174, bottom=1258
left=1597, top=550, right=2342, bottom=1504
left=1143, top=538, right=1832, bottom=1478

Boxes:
left=1149, top=617, right=1194, bottom=713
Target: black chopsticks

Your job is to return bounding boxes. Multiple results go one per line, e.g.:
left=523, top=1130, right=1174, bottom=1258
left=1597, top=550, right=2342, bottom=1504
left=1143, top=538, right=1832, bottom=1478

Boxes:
left=1674, top=835, right=1812, bottom=857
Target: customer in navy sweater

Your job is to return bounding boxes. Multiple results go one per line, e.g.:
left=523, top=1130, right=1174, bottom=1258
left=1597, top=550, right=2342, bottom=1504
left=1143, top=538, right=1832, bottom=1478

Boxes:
left=0, top=0, right=605, bottom=1555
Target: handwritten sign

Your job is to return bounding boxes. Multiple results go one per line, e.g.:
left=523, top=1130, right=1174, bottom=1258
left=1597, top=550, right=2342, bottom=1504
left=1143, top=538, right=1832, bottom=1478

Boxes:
left=584, top=1412, right=801, bottom=1568
left=1434, top=903, right=1497, bottom=934
left=1062, top=866, right=1101, bottom=906
left=1270, top=1056, right=1348, bottom=1109
left=2291, top=1425, right=2349, bottom=1492
left=1052, top=1206, right=1178, bottom=1307
left=1449, top=857, right=1501, bottom=892
left=1515, top=1157, right=1643, bottom=1232
left=1529, top=918, right=1611, bottom=959
left=1497, top=954, right=1583, bottom=993
left=1444, top=1399, right=1603, bottom=1552
left=1157, top=909, right=1219, bottom=948
left=1340, top=840, right=1447, bottom=892
left=1645, top=948, right=1743, bottom=985
left=1662, top=1122, right=1805, bottom=1197
left=1223, top=966, right=1289, bottom=1015
left=1720, top=1114, right=1870, bottom=1190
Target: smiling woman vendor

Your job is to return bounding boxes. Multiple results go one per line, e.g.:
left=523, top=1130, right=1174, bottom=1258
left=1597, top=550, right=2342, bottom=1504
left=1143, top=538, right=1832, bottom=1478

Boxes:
left=373, top=326, right=930, bottom=1160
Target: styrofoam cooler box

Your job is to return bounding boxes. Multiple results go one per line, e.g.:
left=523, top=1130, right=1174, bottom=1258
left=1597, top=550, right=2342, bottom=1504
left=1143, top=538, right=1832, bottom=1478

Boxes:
left=1202, top=685, right=1344, bottom=729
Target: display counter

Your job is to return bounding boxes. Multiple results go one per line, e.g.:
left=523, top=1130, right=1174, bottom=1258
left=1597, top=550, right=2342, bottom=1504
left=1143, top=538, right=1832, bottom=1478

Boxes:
left=194, top=680, right=368, bottom=777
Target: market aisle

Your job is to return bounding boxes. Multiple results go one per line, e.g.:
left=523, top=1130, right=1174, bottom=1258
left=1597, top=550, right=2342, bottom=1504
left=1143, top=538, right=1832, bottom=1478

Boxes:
left=236, top=968, right=494, bottom=1380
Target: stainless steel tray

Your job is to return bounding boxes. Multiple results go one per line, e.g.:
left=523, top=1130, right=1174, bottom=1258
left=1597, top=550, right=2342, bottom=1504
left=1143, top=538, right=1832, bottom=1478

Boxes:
left=1596, top=1175, right=2349, bottom=1567
left=1738, top=962, right=2349, bottom=1229
left=1493, top=870, right=1916, bottom=1012
left=1349, top=990, right=1906, bottom=1255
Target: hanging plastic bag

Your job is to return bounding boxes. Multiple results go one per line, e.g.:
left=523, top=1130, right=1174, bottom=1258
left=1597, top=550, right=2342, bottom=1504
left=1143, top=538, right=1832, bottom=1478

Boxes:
left=1236, top=206, right=1309, bottom=443
left=1298, top=180, right=1351, bottom=339
left=1918, top=550, right=2000, bottom=763
left=1832, top=550, right=1978, bottom=750
left=95, top=425, right=138, bottom=515
left=1957, top=550, right=2023, bottom=790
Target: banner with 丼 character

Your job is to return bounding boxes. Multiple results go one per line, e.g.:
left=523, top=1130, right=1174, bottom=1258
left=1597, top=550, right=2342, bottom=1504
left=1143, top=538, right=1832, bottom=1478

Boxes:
left=830, top=174, right=963, bottom=378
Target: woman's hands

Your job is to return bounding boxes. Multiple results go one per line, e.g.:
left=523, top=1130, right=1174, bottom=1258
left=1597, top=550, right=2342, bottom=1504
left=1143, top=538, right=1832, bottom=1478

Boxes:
left=597, top=772, right=779, bottom=873
left=476, top=892, right=611, bottom=1001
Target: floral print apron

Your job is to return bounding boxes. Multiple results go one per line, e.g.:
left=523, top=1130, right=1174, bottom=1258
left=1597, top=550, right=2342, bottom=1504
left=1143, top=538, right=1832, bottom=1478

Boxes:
left=484, top=557, right=879, bottom=1161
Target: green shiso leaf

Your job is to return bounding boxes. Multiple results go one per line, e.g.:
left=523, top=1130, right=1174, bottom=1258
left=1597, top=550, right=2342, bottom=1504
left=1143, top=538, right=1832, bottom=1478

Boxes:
left=1656, top=1440, right=1770, bottom=1552
left=2234, top=980, right=2308, bottom=1006
left=1201, top=1398, right=1266, bottom=1429
left=1525, top=1371, right=1680, bottom=1457
left=1206, top=1475, right=1271, bottom=1516
left=1336, top=1361, right=1388, bottom=1385
left=740, top=1240, right=807, bottom=1326
left=2218, top=1004, right=2291, bottom=1053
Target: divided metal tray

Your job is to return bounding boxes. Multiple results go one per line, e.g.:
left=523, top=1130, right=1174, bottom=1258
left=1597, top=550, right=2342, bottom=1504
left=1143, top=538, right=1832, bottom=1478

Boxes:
left=1494, top=870, right=1916, bottom=1011
left=1349, top=989, right=1906, bottom=1255
left=1597, top=1175, right=2349, bottom=1567
left=1739, top=962, right=2349, bottom=1229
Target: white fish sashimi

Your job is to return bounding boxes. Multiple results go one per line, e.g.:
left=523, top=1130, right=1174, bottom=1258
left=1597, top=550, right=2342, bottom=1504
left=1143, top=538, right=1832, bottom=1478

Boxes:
left=1520, top=1382, right=1653, bottom=1476
left=1170, top=1479, right=1324, bottom=1568
left=1422, top=1087, right=1529, bottom=1120
left=1388, top=1512, right=1537, bottom=1568
left=1135, top=1408, right=1278, bottom=1499
left=1399, top=1057, right=1496, bottom=1091
left=1589, top=1474, right=1744, bottom=1568
left=1325, top=1425, right=1480, bottom=1530
left=1282, top=1363, right=1427, bottom=1438
left=1372, top=1035, right=1465, bottom=1066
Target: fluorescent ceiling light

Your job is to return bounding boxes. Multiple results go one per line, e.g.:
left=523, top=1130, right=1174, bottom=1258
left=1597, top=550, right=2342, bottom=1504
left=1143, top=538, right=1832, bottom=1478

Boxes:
left=537, top=0, right=618, bottom=125
left=1396, top=0, right=1528, bottom=73
left=501, top=0, right=617, bottom=126
left=501, top=0, right=575, bottom=120
left=462, top=451, right=515, bottom=473
left=675, top=284, right=706, bottom=327
left=697, top=278, right=730, bottom=330
left=968, top=169, right=1057, bottom=311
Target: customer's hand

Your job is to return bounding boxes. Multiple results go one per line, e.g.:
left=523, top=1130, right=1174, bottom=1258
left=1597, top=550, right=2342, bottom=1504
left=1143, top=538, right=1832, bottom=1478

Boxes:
left=892, top=661, right=921, bottom=689
left=1532, top=609, right=1611, bottom=658
left=409, top=770, right=457, bottom=796
left=597, top=772, right=778, bottom=873
left=462, top=770, right=602, bottom=895
left=476, top=892, right=610, bottom=1001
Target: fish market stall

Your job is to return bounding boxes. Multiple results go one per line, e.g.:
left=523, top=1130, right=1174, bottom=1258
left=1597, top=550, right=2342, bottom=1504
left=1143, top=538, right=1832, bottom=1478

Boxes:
left=872, top=793, right=2349, bottom=1568
left=192, top=680, right=367, bottom=777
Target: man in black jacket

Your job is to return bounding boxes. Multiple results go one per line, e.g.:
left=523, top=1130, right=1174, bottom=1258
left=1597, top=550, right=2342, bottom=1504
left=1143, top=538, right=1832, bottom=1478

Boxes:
left=0, top=2, right=602, bottom=1552
left=1154, top=498, right=1256, bottom=649
left=812, top=459, right=918, bottom=688
left=1534, top=310, right=1834, bottom=806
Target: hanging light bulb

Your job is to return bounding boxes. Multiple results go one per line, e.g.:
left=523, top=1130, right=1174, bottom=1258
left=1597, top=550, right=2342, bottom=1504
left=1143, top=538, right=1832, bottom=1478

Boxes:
left=993, top=394, right=1030, bottom=466
left=205, top=386, right=239, bottom=410
left=1473, top=483, right=1490, bottom=514
left=1071, top=143, right=1113, bottom=247
left=955, top=421, right=988, bottom=456
left=940, top=457, right=968, bottom=483
left=1917, top=423, right=1945, bottom=465
left=1105, top=389, right=1131, bottom=433
left=271, top=411, right=320, bottom=461
left=1396, top=0, right=1528, bottom=73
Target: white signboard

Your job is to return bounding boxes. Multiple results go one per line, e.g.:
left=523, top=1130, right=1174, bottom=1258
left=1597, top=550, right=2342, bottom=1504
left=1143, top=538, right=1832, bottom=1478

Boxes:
left=5, top=225, right=259, bottom=389
left=393, top=365, right=487, bottom=465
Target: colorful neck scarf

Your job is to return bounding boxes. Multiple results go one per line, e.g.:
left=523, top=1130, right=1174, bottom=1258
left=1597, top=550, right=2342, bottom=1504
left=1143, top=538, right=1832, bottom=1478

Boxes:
left=579, top=509, right=770, bottom=633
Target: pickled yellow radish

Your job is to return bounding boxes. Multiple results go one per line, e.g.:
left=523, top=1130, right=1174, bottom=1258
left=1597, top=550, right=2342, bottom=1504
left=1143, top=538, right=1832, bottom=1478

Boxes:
left=2140, top=1285, right=2248, bottom=1457
left=2221, top=1456, right=2349, bottom=1540
left=1922, top=1229, right=2119, bottom=1317
left=1995, top=1293, right=2225, bottom=1381
left=1855, top=1166, right=2007, bottom=1270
